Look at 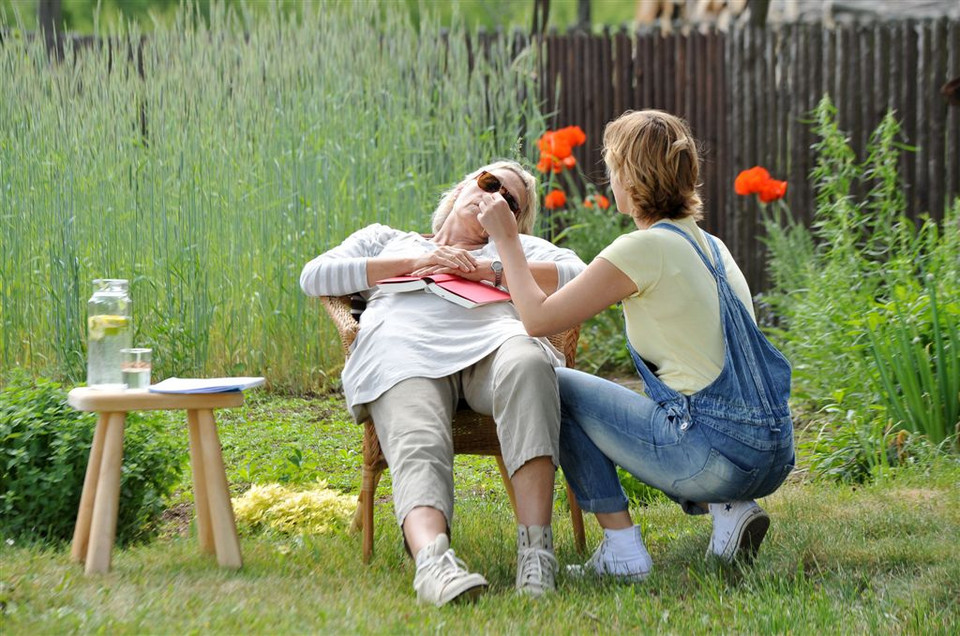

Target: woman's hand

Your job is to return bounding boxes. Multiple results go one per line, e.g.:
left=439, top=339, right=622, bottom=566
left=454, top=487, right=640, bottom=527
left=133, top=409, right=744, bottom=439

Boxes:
left=409, top=245, right=478, bottom=276
left=477, top=193, right=518, bottom=242
left=412, top=259, right=498, bottom=282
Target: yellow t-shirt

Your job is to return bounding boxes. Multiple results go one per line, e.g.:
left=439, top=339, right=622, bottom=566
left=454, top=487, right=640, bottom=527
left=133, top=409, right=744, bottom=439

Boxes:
left=596, top=217, right=755, bottom=395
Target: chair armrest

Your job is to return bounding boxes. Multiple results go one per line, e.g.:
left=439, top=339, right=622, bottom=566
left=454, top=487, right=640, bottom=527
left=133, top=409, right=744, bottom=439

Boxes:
left=320, top=296, right=360, bottom=354
left=547, top=324, right=580, bottom=370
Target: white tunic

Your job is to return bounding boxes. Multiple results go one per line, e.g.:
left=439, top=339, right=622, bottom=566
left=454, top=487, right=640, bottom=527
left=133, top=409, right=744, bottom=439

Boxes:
left=300, top=224, right=587, bottom=418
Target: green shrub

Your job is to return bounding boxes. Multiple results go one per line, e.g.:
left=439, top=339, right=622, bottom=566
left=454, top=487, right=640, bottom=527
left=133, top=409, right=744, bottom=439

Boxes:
left=762, top=97, right=960, bottom=480
left=0, top=374, right=184, bottom=544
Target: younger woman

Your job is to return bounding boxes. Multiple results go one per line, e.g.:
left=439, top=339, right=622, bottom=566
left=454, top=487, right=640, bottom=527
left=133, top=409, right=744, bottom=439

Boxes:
left=477, top=110, right=794, bottom=578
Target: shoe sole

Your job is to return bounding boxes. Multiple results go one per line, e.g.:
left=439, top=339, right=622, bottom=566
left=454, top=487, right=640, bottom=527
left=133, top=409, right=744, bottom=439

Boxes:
left=565, top=564, right=651, bottom=582
left=729, top=510, right=770, bottom=563
left=443, top=582, right=487, bottom=607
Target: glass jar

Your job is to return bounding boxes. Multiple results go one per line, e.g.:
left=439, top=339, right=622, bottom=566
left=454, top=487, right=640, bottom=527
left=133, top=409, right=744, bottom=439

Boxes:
left=87, top=279, right=132, bottom=389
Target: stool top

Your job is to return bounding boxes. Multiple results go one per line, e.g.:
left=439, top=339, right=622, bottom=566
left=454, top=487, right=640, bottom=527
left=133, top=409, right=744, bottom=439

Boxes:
left=68, top=387, right=245, bottom=412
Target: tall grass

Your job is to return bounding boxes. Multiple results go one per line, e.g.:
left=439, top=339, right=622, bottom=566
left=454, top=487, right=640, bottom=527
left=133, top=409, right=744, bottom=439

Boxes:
left=0, top=2, right=546, bottom=392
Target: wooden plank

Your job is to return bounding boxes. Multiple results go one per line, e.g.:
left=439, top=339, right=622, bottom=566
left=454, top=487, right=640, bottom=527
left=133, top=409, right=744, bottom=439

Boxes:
left=928, top=17, right=948, bottom=221
left=693, top=29, right=709, bottom=229
left=876, top=23, right=892, bottom=120
left=777, top=25, right=791, bottom=203
left=916, top=21, right=931, bottom=218
left=675, top=28, right=687, bottom=120
left=614, top=28, right=629, bottom=116
left=860, top=24, right=874, bottom=150
left=728, top=25, right=745, bottom=249
left=597, top=29, right=612, bottom=179
left=707, top=28, right=733, bottom=236
left=901, top=20, right=919, bottom=221
left=653, top=27, right=665, bottom=111
left=849, top=24, right=864, bottom=158
left=642, top=27, right=655, bottom=108
left=740, top=25, right=756, bottom=280
left=947, top=20, right=960, bottom=207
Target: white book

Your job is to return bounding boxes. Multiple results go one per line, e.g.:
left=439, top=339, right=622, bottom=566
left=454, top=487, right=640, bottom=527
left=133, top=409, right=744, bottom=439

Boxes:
left=149, top=376, right=266, bottom=394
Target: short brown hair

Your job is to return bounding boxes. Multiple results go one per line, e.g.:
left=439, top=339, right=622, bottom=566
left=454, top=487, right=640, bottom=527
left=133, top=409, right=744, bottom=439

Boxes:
left=602, top=110, right=703, bottom=224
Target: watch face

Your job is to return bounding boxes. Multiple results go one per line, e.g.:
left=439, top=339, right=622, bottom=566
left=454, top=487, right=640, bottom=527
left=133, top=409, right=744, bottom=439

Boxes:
left=492, top=261, right=503, bottom=272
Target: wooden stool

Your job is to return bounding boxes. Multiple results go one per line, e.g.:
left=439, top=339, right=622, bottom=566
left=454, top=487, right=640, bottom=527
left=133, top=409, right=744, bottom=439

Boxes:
left=67, top=387, right=244, bottom=575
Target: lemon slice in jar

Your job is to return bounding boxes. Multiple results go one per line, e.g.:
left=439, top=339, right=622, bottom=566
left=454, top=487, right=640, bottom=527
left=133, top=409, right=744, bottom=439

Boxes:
left=88, top=315, right=130, bottom=341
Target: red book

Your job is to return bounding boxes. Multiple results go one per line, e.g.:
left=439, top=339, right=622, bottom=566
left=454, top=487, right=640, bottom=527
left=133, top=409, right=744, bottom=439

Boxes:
left=376, top=273, right=511, bottom=309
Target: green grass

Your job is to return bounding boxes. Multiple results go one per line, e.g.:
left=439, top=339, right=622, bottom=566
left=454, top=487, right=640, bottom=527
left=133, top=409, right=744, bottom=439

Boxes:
left=2, top=391, right=958, bottom=633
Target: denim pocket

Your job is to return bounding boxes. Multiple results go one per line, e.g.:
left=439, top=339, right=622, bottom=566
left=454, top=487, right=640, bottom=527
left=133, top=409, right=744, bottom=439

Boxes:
left=671, top=448, right=759, bottom=502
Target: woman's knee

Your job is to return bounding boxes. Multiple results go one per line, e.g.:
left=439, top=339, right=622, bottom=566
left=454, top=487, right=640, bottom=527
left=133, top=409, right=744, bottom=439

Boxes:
left=494, top=340, right=556, bottom=387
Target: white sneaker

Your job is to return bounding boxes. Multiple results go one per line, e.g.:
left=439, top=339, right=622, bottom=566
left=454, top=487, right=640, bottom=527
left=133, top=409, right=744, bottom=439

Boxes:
left=708, top=500, right=770, bottom=563
left=516, top=525, right=558, bottom=597
left=566, top=526, right=652, bottom=581
left=413, top=534, right=488, bottom=607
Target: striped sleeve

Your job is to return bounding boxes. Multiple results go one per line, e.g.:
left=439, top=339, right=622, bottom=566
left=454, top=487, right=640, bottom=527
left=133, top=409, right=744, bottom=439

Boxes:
left=299, top=224, right=399, bottom=297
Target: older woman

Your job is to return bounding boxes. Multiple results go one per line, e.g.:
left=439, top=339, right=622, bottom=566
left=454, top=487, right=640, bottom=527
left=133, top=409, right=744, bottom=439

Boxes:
left=479, top=111, right=795, bottom=580
left=300, top=161, right=586, bottom=605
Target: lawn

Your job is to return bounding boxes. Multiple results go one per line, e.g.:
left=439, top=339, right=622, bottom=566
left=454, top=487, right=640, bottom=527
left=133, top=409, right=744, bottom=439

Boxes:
left=2, top=390, right=958, bottom=634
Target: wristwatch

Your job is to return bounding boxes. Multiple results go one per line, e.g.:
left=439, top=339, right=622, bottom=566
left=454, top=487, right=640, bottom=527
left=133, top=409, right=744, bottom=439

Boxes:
left=491, top=260, right=503, bottom=288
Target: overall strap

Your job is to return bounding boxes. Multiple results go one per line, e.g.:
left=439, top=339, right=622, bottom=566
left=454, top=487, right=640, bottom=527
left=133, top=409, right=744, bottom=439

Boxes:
left=652, top=222, right=782, bottom=417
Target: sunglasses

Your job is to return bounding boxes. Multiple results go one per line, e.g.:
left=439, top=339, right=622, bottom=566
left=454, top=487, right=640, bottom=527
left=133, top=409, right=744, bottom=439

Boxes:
left=476, top=171, right=521, bottom=215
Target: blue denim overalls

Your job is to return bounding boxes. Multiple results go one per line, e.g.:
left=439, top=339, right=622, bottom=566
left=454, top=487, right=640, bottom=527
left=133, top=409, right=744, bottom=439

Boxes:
left=557, top=224, right=795, bottom=515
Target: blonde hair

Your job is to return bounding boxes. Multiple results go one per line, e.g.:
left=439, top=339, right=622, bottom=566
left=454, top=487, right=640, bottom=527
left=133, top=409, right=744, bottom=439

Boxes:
left=602, top=110, right=703, bottom=224
left=431, top=160, right=539, bottom=234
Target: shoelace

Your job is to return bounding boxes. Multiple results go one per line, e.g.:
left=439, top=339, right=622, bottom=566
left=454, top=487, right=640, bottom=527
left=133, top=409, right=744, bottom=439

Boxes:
left=517, top=548, right=558, bottom=586
left=423, top=549, right=471, bottom=587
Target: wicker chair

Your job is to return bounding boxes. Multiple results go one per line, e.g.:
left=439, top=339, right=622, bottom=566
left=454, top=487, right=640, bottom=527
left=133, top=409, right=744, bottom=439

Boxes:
left=320, top=294, right=587, bottom=563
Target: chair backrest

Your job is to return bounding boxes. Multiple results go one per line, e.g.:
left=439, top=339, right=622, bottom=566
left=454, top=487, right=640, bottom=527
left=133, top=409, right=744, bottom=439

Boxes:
left=320, top=295, right=579, bottom=368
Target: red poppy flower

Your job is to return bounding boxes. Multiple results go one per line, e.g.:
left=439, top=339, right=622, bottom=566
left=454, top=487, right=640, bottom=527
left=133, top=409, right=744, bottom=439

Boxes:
left=538, top=131, right=573, bottom=160
left=544, top=189, right=567, bottom=210
left=734, top=166, right=771, bottom=195
left=583, top=194, right=610, bottom=210
left=536, top=156, right=554, bottom=174
left=556, top=125, right=586, bottom=148
left=758, top=178, right=787, bottom=203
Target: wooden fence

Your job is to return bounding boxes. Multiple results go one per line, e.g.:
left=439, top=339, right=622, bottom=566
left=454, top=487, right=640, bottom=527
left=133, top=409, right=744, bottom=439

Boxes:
left=535, top=19, right=959, bottom=291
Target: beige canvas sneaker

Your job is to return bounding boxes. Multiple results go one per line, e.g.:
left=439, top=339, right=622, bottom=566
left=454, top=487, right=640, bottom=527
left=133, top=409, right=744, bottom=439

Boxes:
left=413, top=534, right=488, bottom=607
left=516, top=525, right=558, bottom=597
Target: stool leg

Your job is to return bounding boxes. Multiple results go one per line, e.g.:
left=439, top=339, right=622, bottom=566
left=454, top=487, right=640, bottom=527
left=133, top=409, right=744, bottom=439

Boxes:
left=85, top=412, right=126, bottom=575
left=196, top=409, right=242, bottom=569
left=566, top=481, right=586, bottom=554
left=71, top=412, right=109, bottom=563
left=495, top=455, right=520, bottom=518
left=186, top=409, right=214, bottom=554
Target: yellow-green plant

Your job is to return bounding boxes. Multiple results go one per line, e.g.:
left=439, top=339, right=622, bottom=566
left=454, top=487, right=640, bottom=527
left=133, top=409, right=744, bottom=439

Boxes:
left=232, top=482, right=356, bottom=536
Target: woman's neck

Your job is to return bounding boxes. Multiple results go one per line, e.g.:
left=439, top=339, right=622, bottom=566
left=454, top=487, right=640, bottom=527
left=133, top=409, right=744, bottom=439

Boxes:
left=431, top=222, right=488, bottom=251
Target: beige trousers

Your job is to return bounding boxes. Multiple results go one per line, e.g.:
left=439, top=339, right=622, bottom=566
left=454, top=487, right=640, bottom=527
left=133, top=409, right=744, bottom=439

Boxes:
left=366, top=336, right=560, bottom=526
